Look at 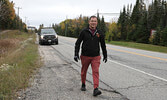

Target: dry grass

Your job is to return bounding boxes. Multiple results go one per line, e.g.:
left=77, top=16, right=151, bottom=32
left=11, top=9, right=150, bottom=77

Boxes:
left=0, top=30, right=32, bottom=63
left=0, top=39, right=20, bottom=58
left=0, top=30, right=41, bottom=100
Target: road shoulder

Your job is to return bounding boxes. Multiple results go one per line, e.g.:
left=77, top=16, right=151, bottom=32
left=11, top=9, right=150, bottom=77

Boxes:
left=17, top=45, right=126, bottom=100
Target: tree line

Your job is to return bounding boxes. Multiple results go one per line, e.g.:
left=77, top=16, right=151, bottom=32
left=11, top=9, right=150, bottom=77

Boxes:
left=38, top=0, right=167, bottom=47
left=38, top=14, right=106, bottom=39
left=114, top=0, right=167, bottom=46
left=0, top=0, right=27, bottom=32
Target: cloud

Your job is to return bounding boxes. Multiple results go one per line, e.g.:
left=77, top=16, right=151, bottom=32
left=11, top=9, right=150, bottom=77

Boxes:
left=11, top=0, right=136, bottom=28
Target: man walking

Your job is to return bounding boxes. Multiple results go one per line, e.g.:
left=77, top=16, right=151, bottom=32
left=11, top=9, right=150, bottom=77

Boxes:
left=74, top=16, right=107, bottom=96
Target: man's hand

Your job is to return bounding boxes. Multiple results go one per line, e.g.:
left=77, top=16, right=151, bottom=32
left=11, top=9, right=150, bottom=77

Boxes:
left=74, top=55, right=80, bottom=62
left=103, top=58, right=107, bottom=63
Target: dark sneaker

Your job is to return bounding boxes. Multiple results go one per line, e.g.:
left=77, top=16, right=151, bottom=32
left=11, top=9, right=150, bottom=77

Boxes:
left=93, top=88, right=102, bottom=96
left=81, top=83, right=86, bottom=91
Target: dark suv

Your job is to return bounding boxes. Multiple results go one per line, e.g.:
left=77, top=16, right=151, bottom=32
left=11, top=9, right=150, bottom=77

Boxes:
left=39, top=28, right=58, bottom=45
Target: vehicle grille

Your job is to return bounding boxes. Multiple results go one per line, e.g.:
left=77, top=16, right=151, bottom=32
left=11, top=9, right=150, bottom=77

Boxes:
left=44, top=35, right=55, bottom=39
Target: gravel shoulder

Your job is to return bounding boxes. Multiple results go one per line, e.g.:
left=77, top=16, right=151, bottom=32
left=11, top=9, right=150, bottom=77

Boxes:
left=17, top=44, right=126, bottom=100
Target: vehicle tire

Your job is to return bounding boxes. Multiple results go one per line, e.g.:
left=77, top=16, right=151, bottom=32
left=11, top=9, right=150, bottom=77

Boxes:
left=39, top=41, right=43, bottom=45
left=56, top=41, right=58, bottom=45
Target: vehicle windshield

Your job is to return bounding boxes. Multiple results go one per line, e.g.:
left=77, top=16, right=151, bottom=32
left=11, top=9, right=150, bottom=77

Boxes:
left=41, top=29, right=56, bottom=34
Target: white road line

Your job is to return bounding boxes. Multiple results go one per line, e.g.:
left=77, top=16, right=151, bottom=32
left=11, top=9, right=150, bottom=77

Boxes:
left=109, top=59, right=167, bottom=82
left=60, top=39, right=167, bottom=82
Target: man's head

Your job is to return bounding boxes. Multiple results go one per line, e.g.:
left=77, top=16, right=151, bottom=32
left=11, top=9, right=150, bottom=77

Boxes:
left=89, top=16, right=98, bottom=30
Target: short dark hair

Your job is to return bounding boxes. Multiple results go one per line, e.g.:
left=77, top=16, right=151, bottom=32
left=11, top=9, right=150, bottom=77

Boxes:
left=89, top=16, right=97, bottom=20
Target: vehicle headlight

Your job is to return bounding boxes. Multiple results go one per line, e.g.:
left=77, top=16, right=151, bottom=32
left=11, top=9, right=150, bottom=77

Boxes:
left=41, top=35, right=44, bottom=39
left=55, top=35, right=58, bottom=38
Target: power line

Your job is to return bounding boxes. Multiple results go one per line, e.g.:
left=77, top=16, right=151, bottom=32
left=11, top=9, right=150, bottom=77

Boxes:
left=15, top=6, right=22, bottom=17
left=98, top=13, right=120, bottom=16
left=94, top=10, right=120, bottom=22
left=24, top=16, right=27, bottom=24
left=15, top=6, right=22, bottom=30
left=94, top=12, right=120, bottom=16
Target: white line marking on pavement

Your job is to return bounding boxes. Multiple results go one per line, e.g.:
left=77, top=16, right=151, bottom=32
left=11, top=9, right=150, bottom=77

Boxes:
left=60, top=40, right=167, bottom=82
left=109, top=59, right=167, bottom=82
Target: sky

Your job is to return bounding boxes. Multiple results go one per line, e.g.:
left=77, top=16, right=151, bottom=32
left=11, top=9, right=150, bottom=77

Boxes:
left=10, top=0, right=138, bottom=28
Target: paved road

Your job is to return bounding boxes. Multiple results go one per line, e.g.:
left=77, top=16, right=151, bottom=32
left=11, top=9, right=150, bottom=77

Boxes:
left=18, top=34, right=125, bottom=100
left=53, top=36, right=167, bottom=100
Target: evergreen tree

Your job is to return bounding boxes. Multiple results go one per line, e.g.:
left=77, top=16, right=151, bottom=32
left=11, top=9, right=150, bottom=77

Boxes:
left=38, top=24, right=44, bottom=33
left=126, top=4, right=135, bottom=41
left=153, top=27, right=161, bottom=45
left=118, top=6, right=127, bottom=40
left=117, top=11, right=123, bottom=25
left=130, top=0, right=141, bottom=25
left=54, top=24, right=61, bottom=35
left=150, top=0, right=161, bottom=29
left=160, top=26, right=167, bottom=46
left=125, top=4, right=132, bottom=41
left=128, top=0, right=141, bottom=41
left=116, top=0, right=167, bottom=46
left=96, top=13, right=106, bottom=34
left=165, top=1, right=167, bottom=28
left=135, top=12, right=149, bottom=43
left=159, top=0, right=167, bottom=29
left=97, top=12, right=101, bottom=30
left=100, top=16, right=106, bottom=34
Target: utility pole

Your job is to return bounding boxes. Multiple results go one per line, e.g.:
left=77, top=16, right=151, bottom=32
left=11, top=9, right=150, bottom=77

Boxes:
left=24, top=17, right=27, bottom=24
left=95, top=9, right=120, bottom=23
left=65, top=16, right=68, bottom=36
left=15, top=7, right=22, bottom=17
left=95, top=9, right=120, bottom=16
left=15, top=6, right=22, bottom=30
left=97, top=9, right=99, bottom=17
left=24, top=17, right=27, bottom=29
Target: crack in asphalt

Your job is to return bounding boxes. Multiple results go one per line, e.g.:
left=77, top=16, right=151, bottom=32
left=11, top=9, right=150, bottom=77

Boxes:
left=116, top=79, right=154, bottom=91
left=140, top=65, right=167, bottom=72
left=21, top=35, right=128, bottom=100
left=50, top=45, right=129, bottom=100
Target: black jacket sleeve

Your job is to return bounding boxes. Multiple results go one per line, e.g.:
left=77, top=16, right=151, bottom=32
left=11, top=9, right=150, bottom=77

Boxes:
left=74, top=31, right=84, bottom=56
left=100, top=33, right=107, bottom=58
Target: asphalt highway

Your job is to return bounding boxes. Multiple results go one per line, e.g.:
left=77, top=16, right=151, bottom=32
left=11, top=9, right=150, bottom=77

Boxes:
left=55, top=36, right=167, bottom=100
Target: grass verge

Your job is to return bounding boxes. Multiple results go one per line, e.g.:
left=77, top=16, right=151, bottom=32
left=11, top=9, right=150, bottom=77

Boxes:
left=106, top=40, right=167, bottom=54
left=0, top=30, right=41, bottom=100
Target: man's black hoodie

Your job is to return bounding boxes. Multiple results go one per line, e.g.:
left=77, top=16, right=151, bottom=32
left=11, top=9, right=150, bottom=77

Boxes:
left=75, top=27, right=107, bottom=59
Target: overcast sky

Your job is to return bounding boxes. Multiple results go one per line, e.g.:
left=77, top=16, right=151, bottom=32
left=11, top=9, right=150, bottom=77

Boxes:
left=10, top=0, right=138, bottom=28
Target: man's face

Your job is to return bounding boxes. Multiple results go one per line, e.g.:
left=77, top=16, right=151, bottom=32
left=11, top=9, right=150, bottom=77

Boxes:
left=89, top=17, right=98, bottom=29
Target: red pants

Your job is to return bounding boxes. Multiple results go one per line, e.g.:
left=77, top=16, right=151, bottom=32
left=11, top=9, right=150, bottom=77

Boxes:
left=80, top=55, right=101, bottom=89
